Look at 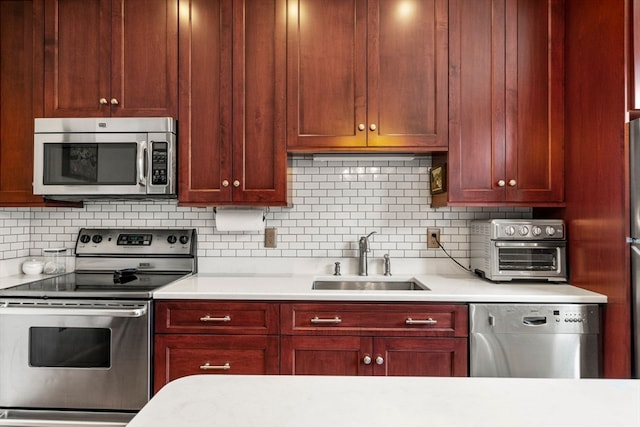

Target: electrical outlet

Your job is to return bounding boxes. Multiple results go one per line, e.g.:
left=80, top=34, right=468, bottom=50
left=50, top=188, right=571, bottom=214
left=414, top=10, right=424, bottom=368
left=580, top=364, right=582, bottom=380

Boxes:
left=264, top=227, right=277, bottom=248
left=427, top=228, right=440, bottom=249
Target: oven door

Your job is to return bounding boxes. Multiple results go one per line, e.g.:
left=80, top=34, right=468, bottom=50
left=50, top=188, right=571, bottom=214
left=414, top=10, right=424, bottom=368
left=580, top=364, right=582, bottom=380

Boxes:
left=0, top=299, right=151, bottom=412
left=491, top=240, right=567, bottom=281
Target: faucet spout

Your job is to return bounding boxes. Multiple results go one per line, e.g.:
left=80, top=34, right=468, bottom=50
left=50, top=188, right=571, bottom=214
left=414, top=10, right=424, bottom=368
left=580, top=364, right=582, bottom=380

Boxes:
left=358, top=231, right=377, bottom=276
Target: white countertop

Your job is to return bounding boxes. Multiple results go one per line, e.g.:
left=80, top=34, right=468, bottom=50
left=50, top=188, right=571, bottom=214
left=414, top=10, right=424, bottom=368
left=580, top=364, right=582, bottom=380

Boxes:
left=154, top=271, right=606, bottom=303
left=127, top=375, right=640, bottom=427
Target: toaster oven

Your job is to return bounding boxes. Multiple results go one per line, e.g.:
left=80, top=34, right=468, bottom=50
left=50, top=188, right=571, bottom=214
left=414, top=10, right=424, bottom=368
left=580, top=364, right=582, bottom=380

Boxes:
left=470, top=219, right=567, bottom=282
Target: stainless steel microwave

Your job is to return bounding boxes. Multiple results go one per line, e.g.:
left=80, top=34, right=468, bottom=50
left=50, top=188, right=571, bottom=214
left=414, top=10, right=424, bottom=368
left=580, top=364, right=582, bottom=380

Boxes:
left=33, top=117, right=177, bottom=199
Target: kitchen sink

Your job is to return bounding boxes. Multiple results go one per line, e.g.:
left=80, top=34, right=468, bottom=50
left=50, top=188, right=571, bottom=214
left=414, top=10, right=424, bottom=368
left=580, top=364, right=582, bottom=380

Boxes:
left=312, top=280, right=430, bottom=291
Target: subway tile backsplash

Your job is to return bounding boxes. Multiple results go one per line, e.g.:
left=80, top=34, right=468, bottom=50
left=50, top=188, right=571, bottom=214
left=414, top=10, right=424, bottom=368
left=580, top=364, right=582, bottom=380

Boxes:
left=0, top=155, right=530, bottom=262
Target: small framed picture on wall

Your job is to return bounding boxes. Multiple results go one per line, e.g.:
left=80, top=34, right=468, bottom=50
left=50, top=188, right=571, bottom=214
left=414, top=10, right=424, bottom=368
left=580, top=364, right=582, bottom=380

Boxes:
left=430, top=164, right=446, bottom=195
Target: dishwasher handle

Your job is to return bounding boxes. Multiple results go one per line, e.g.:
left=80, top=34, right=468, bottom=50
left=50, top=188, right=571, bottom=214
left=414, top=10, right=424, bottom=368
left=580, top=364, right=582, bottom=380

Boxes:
left=522, top=316, right=547, bottom=326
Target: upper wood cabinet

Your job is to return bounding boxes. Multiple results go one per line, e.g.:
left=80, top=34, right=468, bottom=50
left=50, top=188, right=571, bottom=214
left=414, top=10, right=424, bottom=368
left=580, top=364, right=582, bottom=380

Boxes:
left=0, top=0, right=46, bottom=205
left=177, top=0, right=288, bottom=206
left=43, top=0, right=178, bottom=118
left=441, top=0, right=564, bottom=206
left=286, top=0, right=448, bottom=153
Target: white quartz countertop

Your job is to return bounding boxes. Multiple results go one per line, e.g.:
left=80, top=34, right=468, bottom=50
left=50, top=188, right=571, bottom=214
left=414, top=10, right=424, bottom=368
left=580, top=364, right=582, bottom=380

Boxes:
left=127, top=375, right=640, bottom=427
left=154, top=270, right=606, bottom=303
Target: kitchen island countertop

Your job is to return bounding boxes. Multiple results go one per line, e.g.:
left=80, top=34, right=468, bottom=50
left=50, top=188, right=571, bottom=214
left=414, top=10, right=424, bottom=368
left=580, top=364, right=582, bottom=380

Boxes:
left=127, top=375, right=639, bottom=427
left=153, top=270, right=606, bottom=303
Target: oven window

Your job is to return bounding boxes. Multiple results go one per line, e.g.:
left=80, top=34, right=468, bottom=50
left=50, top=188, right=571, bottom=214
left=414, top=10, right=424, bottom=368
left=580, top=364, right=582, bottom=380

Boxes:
left=43, top=143, right=137, bottom=185
left=498, top=248, right=558, bottom=271
left=29, top=327, right=111, bottom=368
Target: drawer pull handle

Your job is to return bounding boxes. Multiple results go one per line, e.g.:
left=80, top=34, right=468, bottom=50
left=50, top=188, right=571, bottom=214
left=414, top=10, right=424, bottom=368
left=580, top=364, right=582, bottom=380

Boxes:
left=200, top=315, right=231, bottom=322
left=310, top=316, right=342, bottom=324
left=200, top=362, right=231, bottom=371
left=405, top=317, right=437, bottom=325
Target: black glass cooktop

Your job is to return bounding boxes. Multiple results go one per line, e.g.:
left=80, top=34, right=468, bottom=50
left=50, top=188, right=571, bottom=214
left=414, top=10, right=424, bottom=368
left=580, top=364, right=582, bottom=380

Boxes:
left=0, top=272, right=187, bottom=299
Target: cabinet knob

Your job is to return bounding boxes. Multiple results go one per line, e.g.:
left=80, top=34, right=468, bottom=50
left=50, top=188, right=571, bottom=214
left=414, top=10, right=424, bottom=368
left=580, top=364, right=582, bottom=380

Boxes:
left=375, top=355, right=384, bottom=365
left=99, top=98, right=108, bottom=105
left=233, top=180, right=240, bottom=188
left=222, top=180, right=230, bottom=187
left=497, top=180, right=506, bottom=187
left=369, top=123, right=377, bottom=131
left=363, top=355, right=372, bottom=365
left=110, top=98, right=119, bottom=105
left=508, top=179, right=516, bottom=187
left=358, top=123, right=366, bottom=131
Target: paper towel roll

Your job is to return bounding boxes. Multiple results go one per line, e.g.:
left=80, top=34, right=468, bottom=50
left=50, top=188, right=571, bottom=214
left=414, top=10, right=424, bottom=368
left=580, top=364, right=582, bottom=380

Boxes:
left=215, top=208, right=265, bottom=232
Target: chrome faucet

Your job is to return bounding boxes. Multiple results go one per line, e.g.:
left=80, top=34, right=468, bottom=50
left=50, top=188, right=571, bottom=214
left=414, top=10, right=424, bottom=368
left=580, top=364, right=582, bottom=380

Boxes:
left=358, top=231, right=377, bottom=276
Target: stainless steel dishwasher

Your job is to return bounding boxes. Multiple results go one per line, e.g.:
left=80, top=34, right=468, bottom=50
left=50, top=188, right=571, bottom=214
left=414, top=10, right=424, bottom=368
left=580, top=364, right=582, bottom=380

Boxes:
left=469, top=304, right=600, bottom=378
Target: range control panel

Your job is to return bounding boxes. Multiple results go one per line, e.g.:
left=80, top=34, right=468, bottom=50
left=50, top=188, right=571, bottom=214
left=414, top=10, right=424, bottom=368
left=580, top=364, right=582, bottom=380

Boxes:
left=75, top=228, right=196, bottom=256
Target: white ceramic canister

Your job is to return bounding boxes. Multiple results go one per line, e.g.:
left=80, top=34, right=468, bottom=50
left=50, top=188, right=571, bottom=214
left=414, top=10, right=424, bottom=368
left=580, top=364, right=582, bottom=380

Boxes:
left=22, top=258, right=44, bottom=275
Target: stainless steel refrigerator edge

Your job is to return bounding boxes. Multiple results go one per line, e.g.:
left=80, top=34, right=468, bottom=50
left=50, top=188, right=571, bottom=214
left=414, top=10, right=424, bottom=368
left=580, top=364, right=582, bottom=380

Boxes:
left=628, top=118, right=640, bottom=378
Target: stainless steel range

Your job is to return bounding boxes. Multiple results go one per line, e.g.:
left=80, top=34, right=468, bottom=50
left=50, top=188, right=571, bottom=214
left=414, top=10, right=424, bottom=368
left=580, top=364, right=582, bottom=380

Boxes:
left=0, top=228, right=196, bottom=427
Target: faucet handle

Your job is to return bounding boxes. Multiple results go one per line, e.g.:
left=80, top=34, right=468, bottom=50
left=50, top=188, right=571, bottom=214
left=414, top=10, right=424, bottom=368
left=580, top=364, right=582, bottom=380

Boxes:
left=333, top=262, right=342, bottom=276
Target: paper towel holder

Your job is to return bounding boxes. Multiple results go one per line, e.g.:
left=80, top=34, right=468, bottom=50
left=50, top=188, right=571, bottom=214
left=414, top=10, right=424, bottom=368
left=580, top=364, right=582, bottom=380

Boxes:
left=213, top=207, right=268, bottom=222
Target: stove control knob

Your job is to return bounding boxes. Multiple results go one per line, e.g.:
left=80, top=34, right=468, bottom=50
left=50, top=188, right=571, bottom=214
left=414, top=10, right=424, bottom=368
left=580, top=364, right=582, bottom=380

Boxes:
left=519, top=226, right=529, bottom=236
left=179, top=235, right=190, bottom=245
left=80, top=234, right=91, bottom=244
left=504, top=226, right=516, bottom=236
left=92, top=235, right=102, bottom=244
left=546, top=226, right=557, bottom=237
left=532, top=226, right=542, bottom=237
left=167, top=235, right=177, bottom=244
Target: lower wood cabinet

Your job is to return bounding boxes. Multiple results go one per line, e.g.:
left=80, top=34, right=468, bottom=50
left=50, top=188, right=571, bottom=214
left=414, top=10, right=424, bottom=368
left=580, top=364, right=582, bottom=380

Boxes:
left=153, top=301, right=280, bottom=393
left=153, top=300, right=469, bottom=392
left=279, top=303, right=468, bottom=377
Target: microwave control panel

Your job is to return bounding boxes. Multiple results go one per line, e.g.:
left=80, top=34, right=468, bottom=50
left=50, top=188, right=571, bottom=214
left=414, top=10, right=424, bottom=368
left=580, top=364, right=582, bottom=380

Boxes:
left=151, top=142, right=168, bottom=186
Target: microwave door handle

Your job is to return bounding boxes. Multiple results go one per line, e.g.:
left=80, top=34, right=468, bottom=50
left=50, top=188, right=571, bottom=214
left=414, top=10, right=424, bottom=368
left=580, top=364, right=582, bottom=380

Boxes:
left=137, top=141, right=147, bottom=187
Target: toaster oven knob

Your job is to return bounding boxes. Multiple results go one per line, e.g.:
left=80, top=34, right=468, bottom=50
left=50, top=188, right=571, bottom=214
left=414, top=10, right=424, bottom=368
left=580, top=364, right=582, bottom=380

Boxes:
left=532, top=226, right=542, bottom=237
left=519, top=226, right=529, bottom=236
left=92, top=235, right=103, bottom=244
left=80, top=234, right=91, bottom=244
left=504, top=226, right=516, bottom=236
left=167, top=235, right=177, bottom=244
left=546, top=226, right=557, bottom=236
left=179, top=235, right=190, bottom=245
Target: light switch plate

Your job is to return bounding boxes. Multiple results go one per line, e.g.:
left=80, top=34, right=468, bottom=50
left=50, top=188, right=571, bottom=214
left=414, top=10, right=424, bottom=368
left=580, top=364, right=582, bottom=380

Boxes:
left=264, top=227, right=277, bottom=248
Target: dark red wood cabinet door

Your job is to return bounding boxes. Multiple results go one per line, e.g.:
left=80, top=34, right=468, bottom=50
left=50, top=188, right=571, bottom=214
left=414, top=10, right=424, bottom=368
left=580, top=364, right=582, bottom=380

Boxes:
left=286, top=0, right=367, bottom=150
left=154, top=334, right=279, bottom=393
left=177, top=0, right=233, bottom=204
left=0, top=0, right=46, bottom=205
left=43, top=0, right=177, bottom=118
left=367, top=0, right=448, bottom=150
left=373, top=337, right=468, bottom=377
left=448, top=0, right=563, bottom=205
left=280, top=336, right=372, bottom=376
left=231, top=0, right=288, bottom=205
left=43, top=0, right=110, bottom=117
left=110, top=0, right=178, bottom=117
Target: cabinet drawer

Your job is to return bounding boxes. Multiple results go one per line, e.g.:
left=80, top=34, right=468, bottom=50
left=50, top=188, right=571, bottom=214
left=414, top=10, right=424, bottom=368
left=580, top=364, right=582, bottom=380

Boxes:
left=155, top=301, right=279, bottom=334
left=154, top=335, right=279, bottom=393
left=281, top=303, right=468, bottom=337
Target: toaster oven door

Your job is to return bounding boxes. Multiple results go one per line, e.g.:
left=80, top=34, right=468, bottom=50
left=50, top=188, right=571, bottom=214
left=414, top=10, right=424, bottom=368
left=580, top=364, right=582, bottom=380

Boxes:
left=492, top=241, right=567, bottom=280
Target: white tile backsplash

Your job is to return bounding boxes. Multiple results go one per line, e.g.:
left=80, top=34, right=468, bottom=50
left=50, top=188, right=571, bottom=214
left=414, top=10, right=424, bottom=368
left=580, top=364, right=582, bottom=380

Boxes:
left=0, top=155, right=531, bottom=263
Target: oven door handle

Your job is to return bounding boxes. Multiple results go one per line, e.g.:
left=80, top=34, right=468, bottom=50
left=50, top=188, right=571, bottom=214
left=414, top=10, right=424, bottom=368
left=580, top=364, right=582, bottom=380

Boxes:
left=494, top=241, right=566, bottom=248
left=0, top=305, right=147, bottom=318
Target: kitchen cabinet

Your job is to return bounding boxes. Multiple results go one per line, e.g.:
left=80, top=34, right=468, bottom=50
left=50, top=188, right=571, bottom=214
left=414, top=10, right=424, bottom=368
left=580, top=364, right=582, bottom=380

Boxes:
left=285, top=0, right=448, bottom=152
left=153, top=301, right=279, bottom=393
left=177, top=0, right=288, bottom=206
left=280, top=303, right=468, bottom=376
left=43, top=0, right=177, bottom=118
left=437, top=0, right=564, bottom=206
left=631, top=0, right=640, bottom=117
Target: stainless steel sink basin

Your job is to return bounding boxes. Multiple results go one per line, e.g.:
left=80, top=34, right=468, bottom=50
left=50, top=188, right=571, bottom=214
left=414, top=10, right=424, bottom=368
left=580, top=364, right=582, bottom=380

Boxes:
left=312, top=280, right=429, bottom=291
